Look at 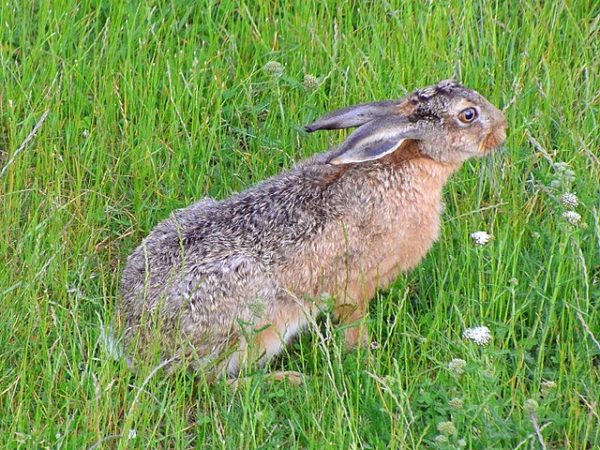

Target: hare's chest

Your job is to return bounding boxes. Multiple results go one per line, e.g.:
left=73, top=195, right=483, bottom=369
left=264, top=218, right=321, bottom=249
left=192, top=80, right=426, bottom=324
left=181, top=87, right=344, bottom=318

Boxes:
left=367, top=190, right=444, bottom=286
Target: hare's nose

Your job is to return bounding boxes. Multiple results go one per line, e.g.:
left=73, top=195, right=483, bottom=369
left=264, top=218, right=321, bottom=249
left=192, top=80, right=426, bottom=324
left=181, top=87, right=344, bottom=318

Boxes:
left=497, top=116, right=508, bottom=130
left=493, top=107, right=507, bottom=129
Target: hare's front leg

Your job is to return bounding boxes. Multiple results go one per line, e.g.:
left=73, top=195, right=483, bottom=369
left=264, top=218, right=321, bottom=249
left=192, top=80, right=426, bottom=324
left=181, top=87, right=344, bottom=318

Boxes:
left=225, top=331, right=305, bottom=387
left=222, top=302, right=312, bottom=379
left=334, top=279, right=376, bottom=349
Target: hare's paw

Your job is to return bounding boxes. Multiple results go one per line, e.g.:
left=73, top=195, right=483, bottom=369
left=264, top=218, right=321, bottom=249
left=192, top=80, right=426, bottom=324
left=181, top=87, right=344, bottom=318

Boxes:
left=226, top=370, right=305, bottom=390
left=268, top=370, right=304, bottom=385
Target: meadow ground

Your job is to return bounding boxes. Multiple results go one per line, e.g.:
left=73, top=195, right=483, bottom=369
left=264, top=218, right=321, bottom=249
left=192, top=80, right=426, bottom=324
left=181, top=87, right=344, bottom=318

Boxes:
left=1, top=1, right=598, bottom=448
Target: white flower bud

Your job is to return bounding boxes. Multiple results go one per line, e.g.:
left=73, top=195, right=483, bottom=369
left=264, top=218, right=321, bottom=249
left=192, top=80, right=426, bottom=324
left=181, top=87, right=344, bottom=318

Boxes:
left=448, top=358, right=467, bottom=376
left=264, top=60, right=284, bottom=77
left=303, top=74, right=320, bottom=91
left=437, top=421, right=457, bottom=436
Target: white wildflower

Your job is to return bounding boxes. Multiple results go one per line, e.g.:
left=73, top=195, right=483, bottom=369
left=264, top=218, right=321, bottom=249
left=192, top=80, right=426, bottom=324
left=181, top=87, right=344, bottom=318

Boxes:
left=128, top=429, right=137, bottom=440
left=562, top=210, right=581, bottom=225
left=437, top=421, right=457, bottom=436
left=457, top=438, right=467, bottom=447
left=560, top=192, right=578, bottom=209
left=82, top=129, right=90, bottom=139
left=463, top=326, right=491, bottom=346
left=370, top=341, right=379, bottom=350
left=470, top=231, right=492, bottom=246
left=263, top=60, right=284, bottom=77
left=448, top=358, right=467, bottom=376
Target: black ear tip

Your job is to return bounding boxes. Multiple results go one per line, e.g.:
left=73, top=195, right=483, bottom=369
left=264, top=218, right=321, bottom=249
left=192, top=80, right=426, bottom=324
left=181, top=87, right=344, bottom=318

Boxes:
left=304, top=124, right=317, bottom=133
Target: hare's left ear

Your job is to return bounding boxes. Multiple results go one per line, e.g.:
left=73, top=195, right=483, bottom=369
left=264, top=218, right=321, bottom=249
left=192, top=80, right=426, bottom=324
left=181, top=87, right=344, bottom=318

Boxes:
left=304, top=100, right=402, bottom=132
left=326, top=117, right=425, bottom=165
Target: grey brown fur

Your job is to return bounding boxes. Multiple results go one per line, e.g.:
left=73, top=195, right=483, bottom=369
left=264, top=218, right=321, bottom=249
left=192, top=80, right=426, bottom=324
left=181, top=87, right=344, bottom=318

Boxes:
left=119, top=80, right=507, bottom=378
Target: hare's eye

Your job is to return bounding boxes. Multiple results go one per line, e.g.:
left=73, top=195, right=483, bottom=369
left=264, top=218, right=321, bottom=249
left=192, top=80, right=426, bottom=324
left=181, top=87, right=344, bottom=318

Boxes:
left=458, top=107, right=478, bottom=124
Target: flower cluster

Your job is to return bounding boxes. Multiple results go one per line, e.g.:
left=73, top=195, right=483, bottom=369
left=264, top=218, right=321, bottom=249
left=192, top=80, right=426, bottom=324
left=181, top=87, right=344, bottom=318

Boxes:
left=559, top=189, right=582, bottom=226
left=560, top=192, right=578, bottom=209
left=437, top=421, right=457, bottom=436
left=562, top=210, right=581, bottom=225
left=263, top=60, right=321, bottom=92
left=263, top=60, right=284, bottom=77
left=470, top=231, right=492, bottom=246
left=547, top=161, right=584, bottom=227
left=448, top=397, right=464, bottom=410
left=448, top=358, right=467, bottom=376
left=550, top=162, right=576, bottom=188
left=463, top=326, right=492, bottom=346
left=303, top=74, right=320, bottom=91
left=433, top=420, right=466, bottom=446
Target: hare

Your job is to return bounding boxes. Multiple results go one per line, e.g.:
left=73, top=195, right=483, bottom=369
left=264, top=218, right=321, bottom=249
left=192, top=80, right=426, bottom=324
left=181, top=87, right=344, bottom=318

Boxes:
left=119, top=79, right=507, bottom=379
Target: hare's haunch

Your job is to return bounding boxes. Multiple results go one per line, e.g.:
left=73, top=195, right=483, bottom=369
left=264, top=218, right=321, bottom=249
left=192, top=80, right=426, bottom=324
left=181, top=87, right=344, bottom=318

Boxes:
left=119, top=80, right=507, bottom=378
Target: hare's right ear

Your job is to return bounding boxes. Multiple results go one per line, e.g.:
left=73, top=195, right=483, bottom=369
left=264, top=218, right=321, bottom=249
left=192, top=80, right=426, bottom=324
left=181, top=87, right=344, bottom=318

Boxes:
left=327, top=117, right=425, bottom=165
left=304, top=100, right=402, bottom=132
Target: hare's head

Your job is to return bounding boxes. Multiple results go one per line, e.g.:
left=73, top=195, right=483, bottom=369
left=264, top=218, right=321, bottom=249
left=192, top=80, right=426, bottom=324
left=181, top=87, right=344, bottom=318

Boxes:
left=305, top=80, right=507, bottom=165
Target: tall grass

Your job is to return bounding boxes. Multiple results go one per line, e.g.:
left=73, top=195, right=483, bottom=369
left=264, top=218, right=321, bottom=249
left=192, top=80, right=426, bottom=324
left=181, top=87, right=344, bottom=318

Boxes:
left=1, top=0, right=598, bottom=448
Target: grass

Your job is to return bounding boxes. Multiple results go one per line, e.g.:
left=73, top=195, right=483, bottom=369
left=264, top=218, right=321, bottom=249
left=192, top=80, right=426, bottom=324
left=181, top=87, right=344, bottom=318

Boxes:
left=1, top=0, right=598, bottom=448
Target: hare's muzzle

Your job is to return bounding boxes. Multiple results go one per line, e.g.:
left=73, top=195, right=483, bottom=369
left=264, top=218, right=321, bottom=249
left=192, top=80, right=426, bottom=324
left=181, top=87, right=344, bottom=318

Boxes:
left=480, top=113, right=507, bottom=153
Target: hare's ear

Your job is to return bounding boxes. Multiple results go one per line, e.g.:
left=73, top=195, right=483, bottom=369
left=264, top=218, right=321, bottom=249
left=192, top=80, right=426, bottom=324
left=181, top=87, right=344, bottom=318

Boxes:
left=304, top=100, right=402, bottom=132
left=328, top=117, right=424, bottom=165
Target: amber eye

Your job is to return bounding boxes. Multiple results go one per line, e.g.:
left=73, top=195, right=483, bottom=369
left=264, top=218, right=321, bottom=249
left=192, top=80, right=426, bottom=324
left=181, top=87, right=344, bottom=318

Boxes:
left=458, top=107, right=478, bottom=124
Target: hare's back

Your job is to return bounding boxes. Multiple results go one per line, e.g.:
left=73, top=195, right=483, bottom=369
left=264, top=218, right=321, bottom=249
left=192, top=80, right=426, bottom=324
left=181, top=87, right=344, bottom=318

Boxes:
left=120, top=224, right=278, bottom=340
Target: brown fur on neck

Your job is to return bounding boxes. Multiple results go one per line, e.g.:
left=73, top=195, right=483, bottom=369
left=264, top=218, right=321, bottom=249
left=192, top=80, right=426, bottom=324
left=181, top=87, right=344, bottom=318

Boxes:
left=380, top=139, right=426, bottom=165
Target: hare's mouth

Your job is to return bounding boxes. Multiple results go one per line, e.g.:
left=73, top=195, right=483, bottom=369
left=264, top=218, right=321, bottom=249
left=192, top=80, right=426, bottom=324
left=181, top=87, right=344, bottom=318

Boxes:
left=480, top=126, right=507, bottom=153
